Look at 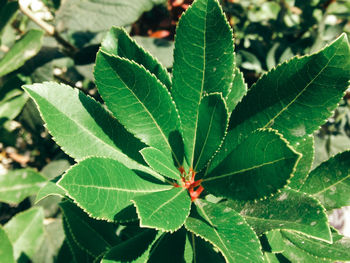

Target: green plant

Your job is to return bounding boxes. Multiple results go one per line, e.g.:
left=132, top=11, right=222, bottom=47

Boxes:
left=2, top=0, right=349, bottom=261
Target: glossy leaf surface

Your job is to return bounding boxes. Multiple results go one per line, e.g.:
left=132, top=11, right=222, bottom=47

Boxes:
left=102, top=230, right=158, bottom=263
left=226, top=68, right=247, bottom=113
left=60, top=201, right=119, bottom=259
left=101, top=26, right=171, bottom=89
left=227, top=189, right=331, bottom=242
left=4, top=207, right=44, bottom=260
left=140, top=147, right=180, bottom=181
left=193, top=94, right=228, bottom=172
left=95, top=51, right=181, bottom=160
left=0, top=29, right=43, bottom=77
left=185, top=200, right=264, bottom=263
left=23, top=82, right=152, bottom=174
left=203, top=129, right=300, bottom=200
left=172, top=0, right=235, bottom=166
left=58, top=157, right=172, bottom=221
left=133, top=187, right=191, bottom=232
left=0, top=226, right=15, bottom=263
left=301, top=151, right=350, bottom=210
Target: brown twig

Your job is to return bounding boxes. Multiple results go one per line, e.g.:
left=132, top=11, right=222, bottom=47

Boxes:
left=19, top=2, right=78, bottom=56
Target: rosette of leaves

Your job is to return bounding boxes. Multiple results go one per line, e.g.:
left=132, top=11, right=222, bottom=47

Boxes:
left=22, top=0, right=350, bottom=262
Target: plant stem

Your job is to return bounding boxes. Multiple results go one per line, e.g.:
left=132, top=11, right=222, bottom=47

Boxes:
left=19, top=2, right=78, bottom=56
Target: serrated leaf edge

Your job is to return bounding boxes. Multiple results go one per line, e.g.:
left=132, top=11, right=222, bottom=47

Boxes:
left=131, top=187, right=191, bottom=233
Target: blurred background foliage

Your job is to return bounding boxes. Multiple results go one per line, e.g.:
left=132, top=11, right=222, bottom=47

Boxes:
left=0, top=0, right=349, bottom=262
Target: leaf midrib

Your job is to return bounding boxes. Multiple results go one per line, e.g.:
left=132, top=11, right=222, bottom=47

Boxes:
left=65, top=183, right=172, bottom=193
left=148, top=188, right=186, bottom=218
left=194, top=98, right=219, bottom=171
left=103, top=54, right=177, bottom=163
left=262, top=46, right=339, bottom=129
left=203, top=157, right=288, bottom=182
left=312, top=173, right=350, bottom=196
left=0, top=182, right=45, bottom=192
left=190, top=1, right=208, bottom=168
left=195, top=200, right=235, bottom=262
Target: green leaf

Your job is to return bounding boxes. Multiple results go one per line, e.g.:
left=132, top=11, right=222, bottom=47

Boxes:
left=300, top=150, right=350, bottom=210
left=133, top=187, right=191, bottom=232
left=280, top=229, right=350, bottom=261
left=0, top=169, right=46, bottom=204
left=185, top=200, right=264, bottom=263
left=191, top=234, right=225, bottom=263
left=41, top=159, right=71, bottom=180
left=58, top=157, right=172, bottom=221
left=102, top=229, right=158, bottom=263
left=227, top=189, right=332, bottom=242
left=101, top=26, right=171, bottom=89
left=0, top=226, right=15, bottom=263
left=95, top=51, right=181, bottom=162
left=264, top=252, right=280, bottom=263
left=229, top=34, right=350, bottom=146
left=148, top=229, right=187, bottom=263
left=288, top=135, right=314, bottom=189
left=32, top=219, right=65, bottom=263
left=140, top=147, right=181, bottom=181
left=214, top=34, right=350, bottom=170
left=203, top=129, right=300, bottom=200
left=4, top=207, right=44, bottom=260
left=60, top=200, right=119, bottom=258
left=62, top=216, right=95, bottom=263
left=35, top=179, right=65, bottom=203
left=23, top=82, right=155, bottom=175
left=193, top=93, right=228, bottom=172
left=265, top=230, right=285, bottom=253
left=56, top=0, right=165, bottom=33
left=171, top=0, right=235, bottom=167
left=0, top=29, right=44, bottom=77
left=226, top=68, right=248, bottom=113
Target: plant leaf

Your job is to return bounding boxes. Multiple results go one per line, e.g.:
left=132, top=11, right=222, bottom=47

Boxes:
left=227, top=189, right=332, bottom=242
left=23, top=82, right=156, bottom=176
left=0, top=1, right=18, bottom=36
left=148, top=229, right=187, bottom=263
left=32, top=219, right=65, bottom=263
left=191, top=233, right=225, bottom=263
left=229, top=33, right=350, bottom=145
left=280, top=229, right=350, bottom=261
left=35, top=179, right=65, bottom=203
left=140, top=147, right=181, bottom=181
left=4, top=207, right=44, bottom=260
left=300, top=150, right=350, bottom=210
left=263, top=252, right=280, bottom=263
left=185, top=200, right=264, bottom=263
left=288, top=135, right=314, bottom=189
left=214, top=34, right=350, bottom=169
left=95, top=51, right=181, bottom=162
left=193, top=93, right=228, bottom=172
left=133, top=187, right=191, bottom=232
left=265, top=230, right=285, bottom=253
left=226, top=68, right=248, bottom=113
left=171, top=0, right=235, bottom=167
left=203, top=129, right=300, bottom=200
left=102, top=229, right=158, bottom=263
left=60, top=200, right=119, bottom=258
left=56, top=0, right=166, bottom=33
left=58, top=157, right=172, bottom=221
left=101, top=26, right=171, bottom=89
left=62, top=216, right=95, bottom=263
left=0, top=226, right=15, bottom=263
left=0, top=169, right=46, bottom=204
left=0, top=29, right=43, bottom=77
